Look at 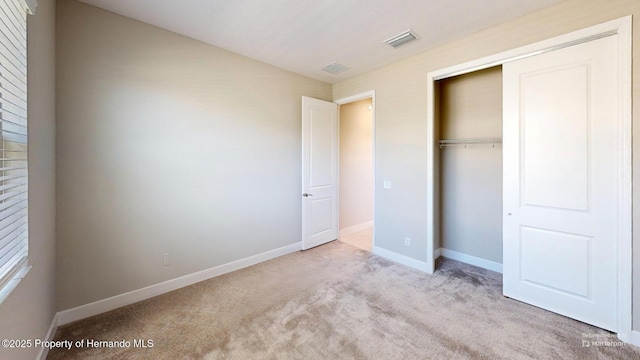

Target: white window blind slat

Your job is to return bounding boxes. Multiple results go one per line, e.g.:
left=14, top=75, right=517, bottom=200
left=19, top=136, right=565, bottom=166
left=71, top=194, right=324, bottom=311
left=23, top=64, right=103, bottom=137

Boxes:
left=4, top=0, right=26, bottom=28
left=0, top=28, right=25, bottom=69
left=0, top=173, right=26, bottom=184
left=10, top=0, right=30, bottom=19
left=0, top=247, right=23, bottom=276
left=0, top=214, right=24, bottom=251
left=0, top=217, right=26, bottom=249
left=0, top=72, right=25, bottom=100
left=0, top=187, right=25, bottom=203
left=0, top=96, right=25, bottom=121
left=0, top=181, right=23, bottom=193
left=6, top=0, right=26, bottom=30
left=0, top=96, right=24, bottom=115
left=0, top=229, right=21, bottom=255
left=0, top=206, right=26, bottom=230
left=0, top=230, right=26, bottom=266
left=1, top=148, right=26, bottom=155
left=0, top=151, right=26, bottom=156
left=0, top=162, right=26, bottom=168
left=0, top=218, right=27, bottom=258
left=0, top=0, right=28, bottom=293
left=0, top=200, right=27, bottom=224
left=0, top=242, right=26, bottom=278
left=0, top=109, right=27, bottom=128
left=0, top=161, right=27, bottom=174
left=0, top=14, right=26, bottom=65
left=0, top=220, right=26, bottom=242
left=0, top=85, right=25, bottom=109
left=0, top=202, right=24, bottom=226
left=0, top=130, right=26, bottom=144
left=0, top=82, right=25, bottom=112
left=0, top=122, right=27, bottom=137
left=1, top=133, right=25, bottom=143
left=0, top=61, right=27, bottom=90
left=0, top=127, right=27, bottom=144
left=0, top=160, right=23, bottom=166
left=0, top=1, right=26, bottom=43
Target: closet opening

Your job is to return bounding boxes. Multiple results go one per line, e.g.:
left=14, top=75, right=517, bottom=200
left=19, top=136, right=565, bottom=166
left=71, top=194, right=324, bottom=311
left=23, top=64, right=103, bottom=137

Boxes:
left=434, top=65, right=503, bottom=273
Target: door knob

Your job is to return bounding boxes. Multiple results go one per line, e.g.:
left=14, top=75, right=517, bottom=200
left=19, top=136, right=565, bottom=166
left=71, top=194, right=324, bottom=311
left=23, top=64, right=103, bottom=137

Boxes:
left=302, top=193, right=314, bottom=197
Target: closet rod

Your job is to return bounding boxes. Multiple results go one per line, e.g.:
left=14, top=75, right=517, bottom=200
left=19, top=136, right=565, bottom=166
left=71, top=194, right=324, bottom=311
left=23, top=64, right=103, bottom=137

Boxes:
left=439, top=137, right=502, bottom=148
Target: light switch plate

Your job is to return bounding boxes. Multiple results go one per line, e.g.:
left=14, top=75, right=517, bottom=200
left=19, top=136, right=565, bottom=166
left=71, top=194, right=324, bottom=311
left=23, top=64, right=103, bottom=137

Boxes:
left=383, top=181, right=392, bottom=189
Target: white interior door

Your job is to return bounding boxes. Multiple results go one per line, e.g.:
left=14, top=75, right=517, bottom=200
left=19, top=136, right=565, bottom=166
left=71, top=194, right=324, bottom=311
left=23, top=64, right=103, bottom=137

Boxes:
left=302, top=96, right=338, bottom=250
left=503, top=35, right=619, bottom=331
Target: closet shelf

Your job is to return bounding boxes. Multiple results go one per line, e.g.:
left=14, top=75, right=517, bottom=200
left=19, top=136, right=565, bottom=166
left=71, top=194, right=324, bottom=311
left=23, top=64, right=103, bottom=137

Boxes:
left=439, top=137, right=502, bottom=148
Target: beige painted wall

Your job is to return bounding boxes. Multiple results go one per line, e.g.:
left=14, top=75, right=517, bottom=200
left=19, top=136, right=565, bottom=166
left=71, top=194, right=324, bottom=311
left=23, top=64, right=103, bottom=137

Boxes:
left=56, top=0, right=331, bottom=310
left=339, top=99, right=373, bottom=231
left=0, top=0, right=57, bottom=359
left=438, top=67, right=503, bottom=263
left=333, top=0, right=640, bottom=329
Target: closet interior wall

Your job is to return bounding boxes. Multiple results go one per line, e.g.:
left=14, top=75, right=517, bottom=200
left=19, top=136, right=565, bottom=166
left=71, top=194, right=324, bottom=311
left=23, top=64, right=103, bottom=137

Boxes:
left=437, top=66, right=504, bottom=266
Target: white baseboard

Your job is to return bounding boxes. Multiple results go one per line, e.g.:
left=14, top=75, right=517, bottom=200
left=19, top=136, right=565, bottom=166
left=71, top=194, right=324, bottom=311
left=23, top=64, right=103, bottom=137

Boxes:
left=339, top=221, right=373, bottom=238
left=373, top=246, right=430, bottom=272
left=436, top=247, right=503, bottom=273
left=57, top=242, right=301, bottom=326
left=628, top=330, right=640, bottom=347
left=36, top=313, right=58, bottom=360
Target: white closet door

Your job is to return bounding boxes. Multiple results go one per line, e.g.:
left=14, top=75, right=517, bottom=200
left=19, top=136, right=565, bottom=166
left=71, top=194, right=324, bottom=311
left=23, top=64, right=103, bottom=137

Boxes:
left=503, top=35, right=618, bottom=331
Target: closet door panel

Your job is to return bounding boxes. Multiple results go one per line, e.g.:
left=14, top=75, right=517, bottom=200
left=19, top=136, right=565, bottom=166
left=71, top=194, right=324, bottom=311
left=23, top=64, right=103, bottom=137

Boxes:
left=520, top=64, right=589, bottom=211
left=503, top=35, right=618, bottom=332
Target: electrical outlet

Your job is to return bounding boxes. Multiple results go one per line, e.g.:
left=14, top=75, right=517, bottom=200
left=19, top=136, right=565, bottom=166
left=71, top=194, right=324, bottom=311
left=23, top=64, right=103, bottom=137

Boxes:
left=163, top=253, right=170, bottom=266
left=404, top=237, right=411, bottom=247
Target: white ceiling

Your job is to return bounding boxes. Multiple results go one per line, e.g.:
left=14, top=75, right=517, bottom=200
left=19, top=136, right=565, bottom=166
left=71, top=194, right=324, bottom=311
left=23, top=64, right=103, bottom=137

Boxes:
left=78, top=0, right=563, bottom=84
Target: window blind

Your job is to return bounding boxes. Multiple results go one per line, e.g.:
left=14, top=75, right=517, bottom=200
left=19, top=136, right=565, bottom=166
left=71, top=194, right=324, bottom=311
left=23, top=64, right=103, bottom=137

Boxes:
left=0, top=0, right=30, bottom=291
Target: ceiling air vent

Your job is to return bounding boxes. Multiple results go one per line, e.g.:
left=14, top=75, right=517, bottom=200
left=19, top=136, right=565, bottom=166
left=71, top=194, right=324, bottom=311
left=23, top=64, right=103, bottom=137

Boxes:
left=321, top=62, right=351, bottom=75
left=384, top=29, right=419, bottom=48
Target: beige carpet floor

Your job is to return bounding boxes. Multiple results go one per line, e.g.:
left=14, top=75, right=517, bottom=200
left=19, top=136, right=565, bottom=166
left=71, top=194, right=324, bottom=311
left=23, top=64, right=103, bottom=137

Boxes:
left=48, top=241, right=640, bottom=359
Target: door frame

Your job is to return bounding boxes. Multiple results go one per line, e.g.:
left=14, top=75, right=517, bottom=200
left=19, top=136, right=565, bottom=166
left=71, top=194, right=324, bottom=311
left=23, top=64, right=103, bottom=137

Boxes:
left=334, top=90, right=377, bottom=250
left=425, top=16, right=632, bottom=340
